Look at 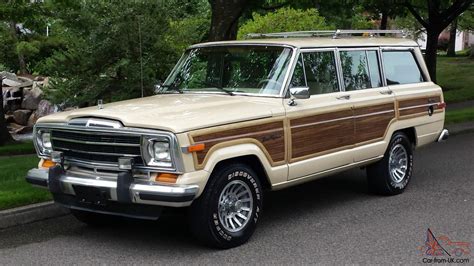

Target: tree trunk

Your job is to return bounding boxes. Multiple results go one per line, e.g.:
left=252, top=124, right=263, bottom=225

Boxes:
left=425, top=30, right=440, bottom=83
left=447, top=19, right=458, bottom=57
left=208, top=0, right=249, bottom=41
left=0, top=79, right=14, bottom=146
left=470, top=44, right=474, bottom=59
left=380, top=11, right=388, bottom=31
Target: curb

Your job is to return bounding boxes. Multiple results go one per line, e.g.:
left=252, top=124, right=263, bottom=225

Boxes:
left=0, top=201, right=70, bottom=230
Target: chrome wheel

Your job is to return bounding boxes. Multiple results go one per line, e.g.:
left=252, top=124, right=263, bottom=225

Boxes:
left=218, top=180, right=253, bottom=233
left=389, top=143, right=408, bottom=183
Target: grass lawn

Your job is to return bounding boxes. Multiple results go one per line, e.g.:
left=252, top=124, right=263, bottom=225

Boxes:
left=0, top=155, right=51, bottom=210
left=445, top=106, right=474, bottom=125
left=437, top=56, right=474, bottom=103
left=0, top=141, right=35, bottom=156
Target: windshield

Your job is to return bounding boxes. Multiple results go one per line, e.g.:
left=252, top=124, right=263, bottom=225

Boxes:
left=161, top=45, right=293, bottom=96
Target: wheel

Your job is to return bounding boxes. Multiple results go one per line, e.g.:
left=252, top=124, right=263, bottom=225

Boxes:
left=188, top=163, right=263, bottom=249
left=367, top=132, right=414, bottom=195
left=71, top=209, right=113, bottom=226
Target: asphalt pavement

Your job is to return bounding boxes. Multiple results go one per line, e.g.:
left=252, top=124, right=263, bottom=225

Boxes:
left=1, top=133, right=473, bottom=264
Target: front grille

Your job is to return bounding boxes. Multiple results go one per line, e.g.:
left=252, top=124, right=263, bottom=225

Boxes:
left=51, top=130, right=143, bottom=166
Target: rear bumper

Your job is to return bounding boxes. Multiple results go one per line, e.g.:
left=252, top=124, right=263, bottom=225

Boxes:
left=437, top=128, right=449, bottom=142
left=26, top=167, right=199, bottom=208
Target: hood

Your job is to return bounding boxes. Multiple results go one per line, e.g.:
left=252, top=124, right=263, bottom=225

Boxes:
left=37, top=94, right=285, bottom=133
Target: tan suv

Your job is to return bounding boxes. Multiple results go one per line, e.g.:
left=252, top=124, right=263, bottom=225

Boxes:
left=26, top=30, right=448, bottom=248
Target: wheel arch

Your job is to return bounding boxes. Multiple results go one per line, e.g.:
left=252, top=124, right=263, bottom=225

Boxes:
left=202, top=143, right=276, bottom=190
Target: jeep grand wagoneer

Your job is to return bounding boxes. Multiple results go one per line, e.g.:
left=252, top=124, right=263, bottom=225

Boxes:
left=26, top=30, right=448, bottom=248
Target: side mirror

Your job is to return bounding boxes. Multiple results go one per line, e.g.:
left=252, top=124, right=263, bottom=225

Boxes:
left=290, top=87, right=310, bottom=99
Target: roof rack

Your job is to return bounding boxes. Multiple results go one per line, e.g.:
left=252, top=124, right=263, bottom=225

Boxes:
left=246, top=29, right=408, bottom=39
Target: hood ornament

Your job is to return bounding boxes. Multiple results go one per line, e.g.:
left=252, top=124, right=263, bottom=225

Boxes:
left=98, top=99, right=103, bottom=110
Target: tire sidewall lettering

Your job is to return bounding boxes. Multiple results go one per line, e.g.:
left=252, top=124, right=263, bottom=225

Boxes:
left=212, top=169, right=261, bottom=243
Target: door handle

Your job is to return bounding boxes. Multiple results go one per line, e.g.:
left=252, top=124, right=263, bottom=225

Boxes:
left=336, top=95, right=351, bottom=100
left=379, top=90, right=393, bottom=95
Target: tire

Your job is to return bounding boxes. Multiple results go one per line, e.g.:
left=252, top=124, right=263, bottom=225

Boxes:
left=367, top=132, right=414, bottom=195
left=71, top=209, right=113, bottom=226
left=188, top=163, right=263, bottom=249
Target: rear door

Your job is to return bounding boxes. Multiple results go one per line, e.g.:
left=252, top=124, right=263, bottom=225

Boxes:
left=339, top=48, right=396, bottom=162
left=285, top=48, right=355, bottom=180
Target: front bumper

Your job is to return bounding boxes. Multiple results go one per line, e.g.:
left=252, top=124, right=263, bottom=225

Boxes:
left=26, top=166, right=199, bottom=209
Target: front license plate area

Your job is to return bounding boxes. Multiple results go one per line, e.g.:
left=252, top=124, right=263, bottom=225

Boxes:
left=73, top=185, right=108, bottom=206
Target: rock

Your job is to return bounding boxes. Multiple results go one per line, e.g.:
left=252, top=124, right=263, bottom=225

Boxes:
left=5, top=114, right=14, bottom=123
left=35, top=99, right=54, bottom=117
left=21, top=86, right=43, bottom=110
left=27, top=112, right=39, bottom=127
left=2, top=78, right=22, bottom=87
left=17, top=76, right=33, bottom=88
left=7, top=122, right=32, bottom=134
left=0, top=71, right=19, bottom=81
left=13, top=109, right=32, bottom=125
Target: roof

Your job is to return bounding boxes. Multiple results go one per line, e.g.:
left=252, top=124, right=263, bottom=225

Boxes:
left=190, top=37, right=420, bottom=49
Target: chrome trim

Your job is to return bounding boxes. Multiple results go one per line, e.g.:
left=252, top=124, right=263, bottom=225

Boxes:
left=34, top=123, right=184, bottom=174
left=398, top=102, right=440, bottom=111
left=51, top=136, right=141, bottom=147
left=437, top=129, right=449, bottom=142
left=25, top=167, right=198, bottom=207
left=68, top=118, right=123, bottom=128
left=54, top=146, right=141, bottom=158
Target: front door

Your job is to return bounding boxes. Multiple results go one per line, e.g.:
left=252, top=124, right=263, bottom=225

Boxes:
left=285, top=49, right=354, bottom=180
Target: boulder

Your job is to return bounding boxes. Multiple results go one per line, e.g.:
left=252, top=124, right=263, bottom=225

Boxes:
left=13, top=109, right=32, bottom=126
left=35, top=99, right=55, bottom=117
left=5, top=114, right=14, bottom=123
left=7, top=122, right=32, bottom=134
left=21, top=86, right=43, bottom=110
left=2, top=78, right=22, bottom=87
left=0, top=71, right=19, bottom=81
left=27, top=112, right=39, bottom=127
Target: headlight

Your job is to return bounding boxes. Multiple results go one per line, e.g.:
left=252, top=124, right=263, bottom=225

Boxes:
left=150, top=141, right=171, bottom=162
left=142, top=136, right=173, bottom=168
left=35, top=129, right=52, bottom=156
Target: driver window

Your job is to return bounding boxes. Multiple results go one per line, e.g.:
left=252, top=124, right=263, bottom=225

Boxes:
left=289, top=51, right=339, bottom=95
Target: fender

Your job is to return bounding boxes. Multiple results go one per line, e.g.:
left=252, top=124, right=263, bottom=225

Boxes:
left=202, top=142, right=288, bottom=186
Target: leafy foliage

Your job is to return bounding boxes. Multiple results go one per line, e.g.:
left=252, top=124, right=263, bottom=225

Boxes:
left=238, top=7, right=331, bottom=39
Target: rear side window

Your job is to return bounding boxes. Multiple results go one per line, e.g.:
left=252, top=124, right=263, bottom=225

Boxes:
left=340, top=50, right=382, bottom=90
left=382, top=51, right=424, bottom=85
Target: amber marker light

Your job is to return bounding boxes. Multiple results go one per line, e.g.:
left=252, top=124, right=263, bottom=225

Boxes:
left=187, top=143, right=205, bottom=153
left=155, top=173, right=179, bottom=183
left=41, top=159, right=55, bottom=168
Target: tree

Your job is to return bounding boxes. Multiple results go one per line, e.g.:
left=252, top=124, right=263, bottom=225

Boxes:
left=208, top=0, right=249, bottom=41
left=362, top=0, right=407, bottom=32
left=238, top=7, right=330, bottom=39
left=0, top=78, right=13, bottom=146
left=405, top=0, right=473, bottom=82
left=447, top=19, right=458, bottom=57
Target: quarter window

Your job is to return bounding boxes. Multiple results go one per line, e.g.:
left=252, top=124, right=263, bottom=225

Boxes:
left=340, top=50, right=382, bottom=91
left=382, top=50, right=424, bottom=85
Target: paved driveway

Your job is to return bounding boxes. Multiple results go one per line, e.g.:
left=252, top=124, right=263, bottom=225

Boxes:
left=1, top=133, right=473, bottom=264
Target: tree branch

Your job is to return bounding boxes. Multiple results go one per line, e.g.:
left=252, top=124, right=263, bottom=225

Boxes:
left=441, top=0, right=473, bottom=29
left=259, top=2, right=289, bottom=11
left=405, top=1, right=429, bottom=28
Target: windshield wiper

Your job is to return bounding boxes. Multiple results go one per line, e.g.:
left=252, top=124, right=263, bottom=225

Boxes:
left=200, top=81, right=234, bottom=96
left=159, top=84, right=183, bottom=94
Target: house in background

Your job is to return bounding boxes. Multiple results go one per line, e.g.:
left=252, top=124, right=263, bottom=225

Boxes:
left=417, top=30, right=474, bottom=51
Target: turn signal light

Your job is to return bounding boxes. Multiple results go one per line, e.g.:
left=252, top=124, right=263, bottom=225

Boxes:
left=187, top=143, right=205, bottom=153
left=154, top=173, right=178, bottom=183
left=41, top=159, right=55, bottom=168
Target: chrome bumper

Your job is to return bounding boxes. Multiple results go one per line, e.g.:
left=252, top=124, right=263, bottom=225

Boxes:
left=26, top=167, right=199, bottom=208
left=437, top=129, right=449, bottom=142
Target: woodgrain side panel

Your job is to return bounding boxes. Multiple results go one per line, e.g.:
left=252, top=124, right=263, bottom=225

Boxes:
left=290, top=109, right=354, bottom=159
left=398, top=95, right=442, bottom=117
left=354, top=103, right=395, bottom=143
left=191, top=121, right=285, bottom=166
